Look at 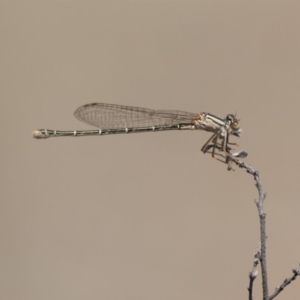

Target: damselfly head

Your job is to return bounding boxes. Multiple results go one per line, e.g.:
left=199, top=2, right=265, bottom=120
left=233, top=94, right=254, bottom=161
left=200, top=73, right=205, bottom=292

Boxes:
left=225, top=114, right=241, bottom=131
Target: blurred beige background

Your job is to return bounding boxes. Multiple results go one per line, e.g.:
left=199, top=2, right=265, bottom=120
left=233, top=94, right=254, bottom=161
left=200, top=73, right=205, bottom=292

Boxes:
left=1, top=1, right=300, bottom=299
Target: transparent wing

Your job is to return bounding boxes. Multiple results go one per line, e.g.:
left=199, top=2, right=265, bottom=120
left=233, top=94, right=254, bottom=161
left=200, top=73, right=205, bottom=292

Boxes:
left=74, top=103, right=197, bottom=129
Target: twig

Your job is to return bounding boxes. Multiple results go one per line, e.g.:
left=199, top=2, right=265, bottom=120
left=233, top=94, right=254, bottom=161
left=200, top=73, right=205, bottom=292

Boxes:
left=205, top=144, right=300, bottom=299
left=205, top=144, right=300, bottom=300
left=230, top=157, right=269, bottom=300
left=228, top=152, right=300, bottom=300
left=248, top=244, right=261, bottom=300
left=204, top=144, right=269, bottom=299
left=269, top=263, right=300, bottom=300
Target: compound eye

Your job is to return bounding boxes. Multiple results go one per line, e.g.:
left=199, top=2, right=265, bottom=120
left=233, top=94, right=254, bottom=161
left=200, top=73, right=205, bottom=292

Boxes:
left=231, top=121, right=241, bottom=130
left=226, top=114, right=240, bottom=130
left=231, top=117, right=241, bottom=130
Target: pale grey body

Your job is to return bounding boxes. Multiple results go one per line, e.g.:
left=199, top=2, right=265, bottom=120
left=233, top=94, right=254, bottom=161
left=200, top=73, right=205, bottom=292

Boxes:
left=33, top=103, right=241, bottom=157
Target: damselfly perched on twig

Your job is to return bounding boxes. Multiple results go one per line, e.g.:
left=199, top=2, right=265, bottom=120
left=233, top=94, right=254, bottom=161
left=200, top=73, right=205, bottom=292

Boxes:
left=33, top=103, right=246, bottom=168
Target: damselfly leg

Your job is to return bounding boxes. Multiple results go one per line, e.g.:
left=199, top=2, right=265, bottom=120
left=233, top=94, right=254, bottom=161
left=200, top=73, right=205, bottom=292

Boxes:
left=201, top=113, right=241, bottom=164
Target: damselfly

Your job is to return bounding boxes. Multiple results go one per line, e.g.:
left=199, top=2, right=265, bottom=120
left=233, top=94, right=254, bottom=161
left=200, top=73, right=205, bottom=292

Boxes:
left=33, top=103, right=244, bottom=165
